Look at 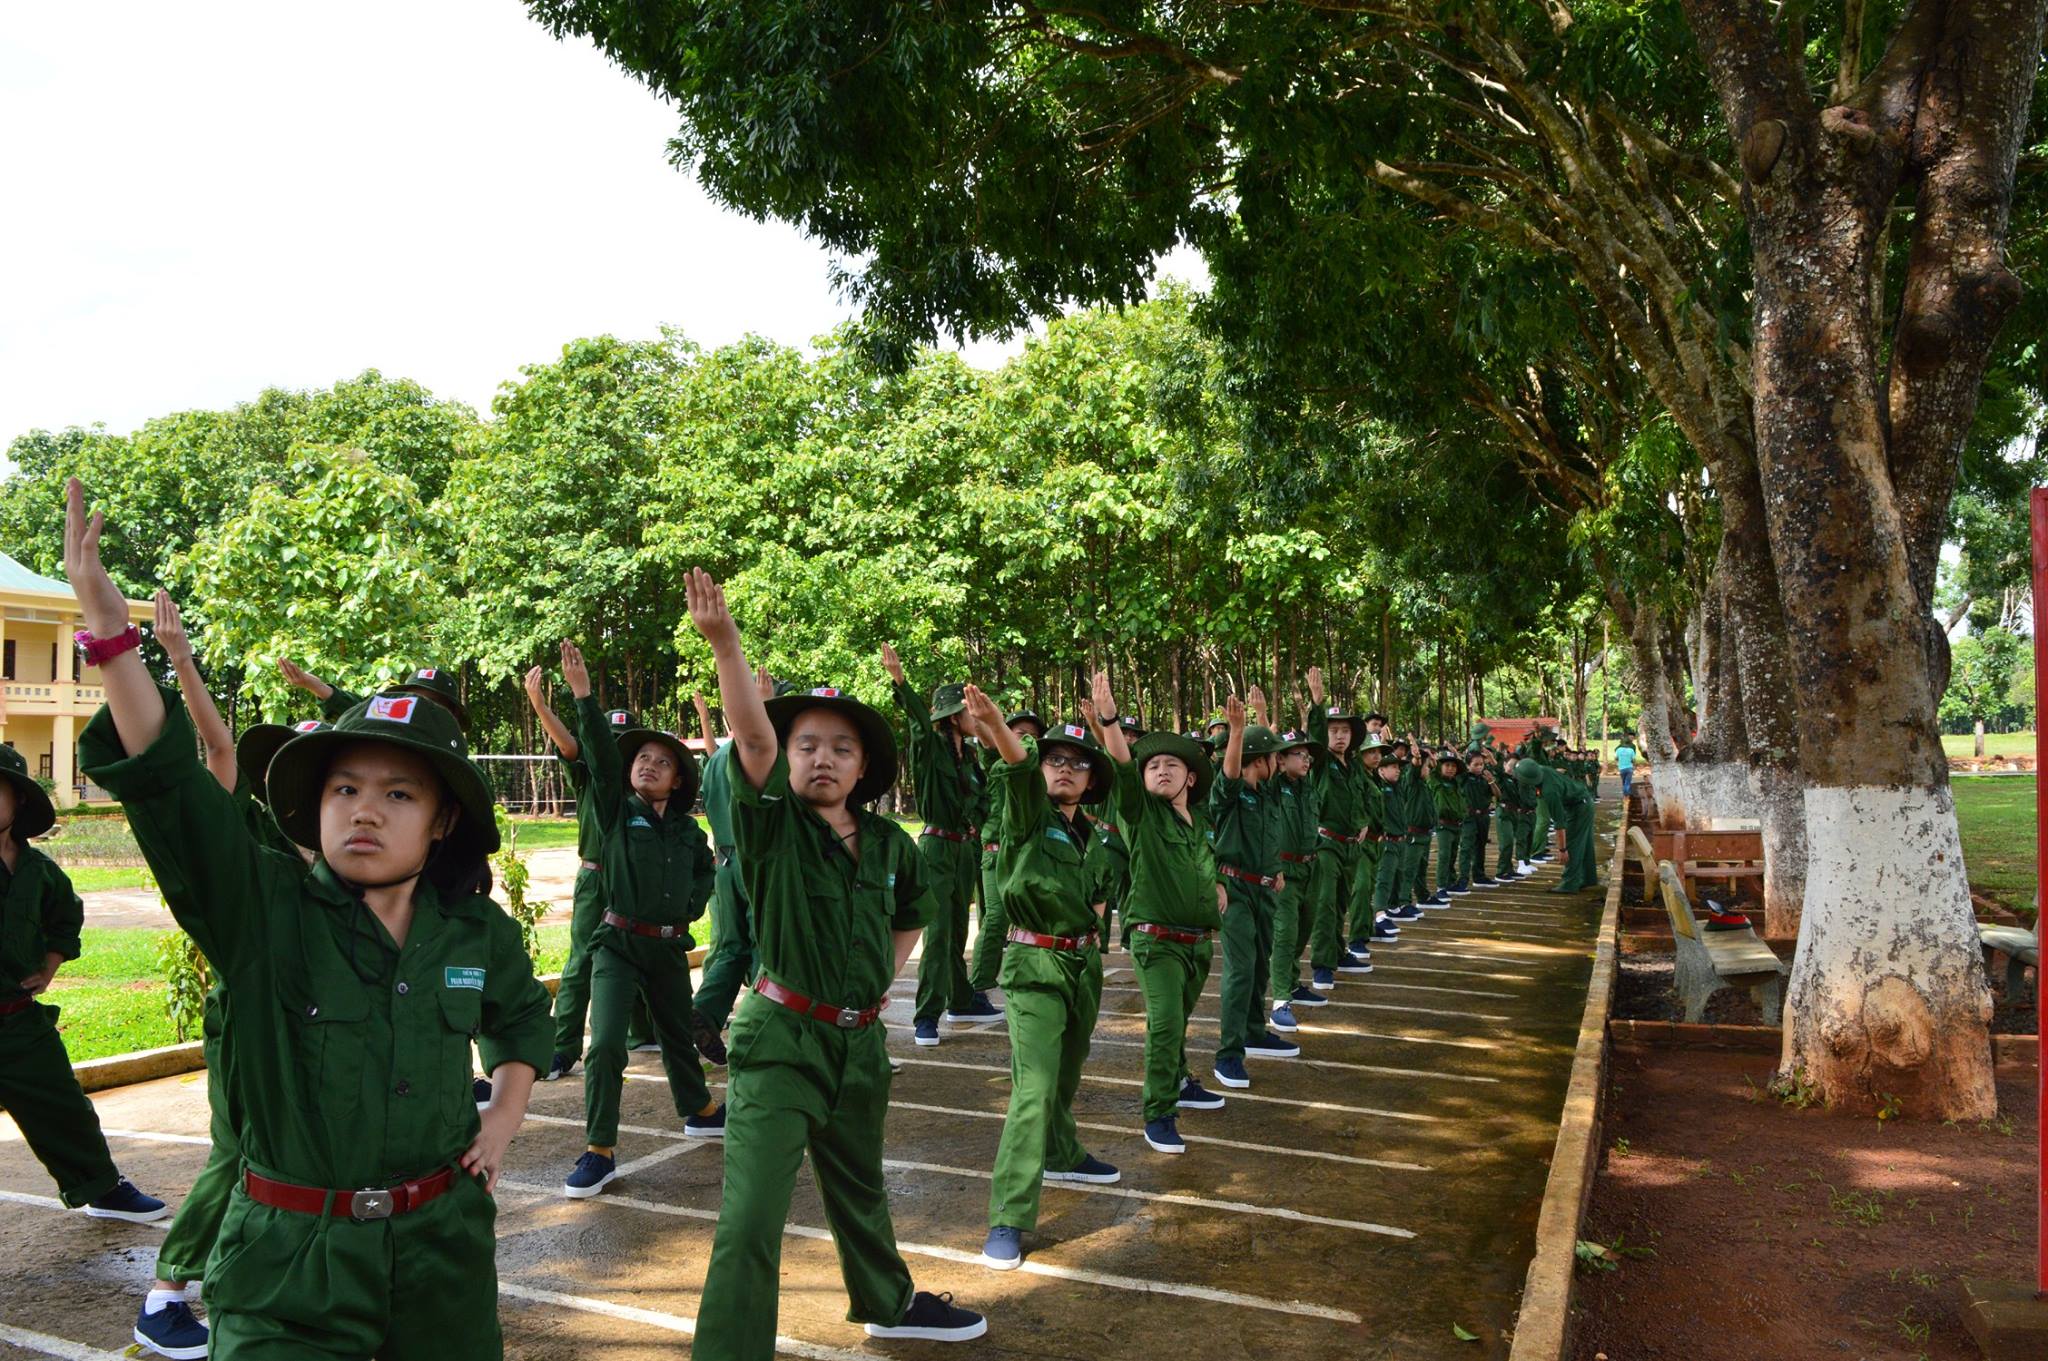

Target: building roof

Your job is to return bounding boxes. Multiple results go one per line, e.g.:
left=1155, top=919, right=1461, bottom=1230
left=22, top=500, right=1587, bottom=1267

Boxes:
left=0, top=551, right=75, bottom=597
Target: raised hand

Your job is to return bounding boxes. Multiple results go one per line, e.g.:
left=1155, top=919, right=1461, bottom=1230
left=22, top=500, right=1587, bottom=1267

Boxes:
left=1246, top=684, right=1268, bottom=729
left=560, top=640, right=592, bottom=699
left=1091, top=669, right=1118, bottom=722
left=63, top=479, right=132, bottom=637
left=754, top=665, right=773, bottom=700
left=153, top=590, right=192, bottom=666
left=879, top=642, right=905, bottom=685
left=1225, top=694, right=1246, bottom=731
left=684, top=568, right=741, bottom=656
left=1306, top=665, right=1326, bottom=704
left=277, top=657, right=334, bottom=700
left=522, top=665, right=547, bottom=708
left=960, top=683, right=1003, bottom=737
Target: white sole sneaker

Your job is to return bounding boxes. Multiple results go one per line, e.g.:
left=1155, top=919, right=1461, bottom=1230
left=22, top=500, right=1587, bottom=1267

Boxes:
left=1144, top=1133, right=1188, bottom=1154
left=1212, top=1066, right=1250, bottom=1090
left=865, top=1317, right=990, bottom=1342
left=1310, top=979, right=1337, bottom=991
left=1246, top=1047, right=1301, bottom=1060
left=83, top=1205, right=171, bottom=1224
left=1044, top=1166, right=1122, bottom=1185
left=562, top=1172, right=617, bottom=1200
left=132, top=1328, right=208, bottom=1360
left=981, top=1251, right=1022, bottom=1271
left=913, top=1032, right=941, bottom=1047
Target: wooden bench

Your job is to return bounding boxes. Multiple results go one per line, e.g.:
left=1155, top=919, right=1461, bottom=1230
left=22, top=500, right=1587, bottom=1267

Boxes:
left=1649, top=827, right=1764, bottom=902
left=1977, top=924, right=2040, bottom=1003
left=1656, top=861, right=1788, bottom=1024
left=1622, top=825, right=1659, bottom=903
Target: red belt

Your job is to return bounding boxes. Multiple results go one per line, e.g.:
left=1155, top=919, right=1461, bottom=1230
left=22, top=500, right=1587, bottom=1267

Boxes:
left=603, top=910, right=691, bottom=940
left=244, top=1166, right=455, bottom=1221
left=1096, top=823, right=1123, bottom=839
left=982, top=841, right=1000, bottom=854
left=752, top=976, right=884, bottom=1029
left=579, top=859, right=600, bottom=872
left=0, top=994, right=34, bottom=1017
left=1438, top=818, right=1462, bottom=828
left=1218, top=864, right=1278, bottom=890
left=1132, top=922, right=1210, bottom=945
left=1278, top=852, right=1315, bottom=865
left=922, top=826, right=975, bottom=844
left=1007, top=927, right=1099, bottom=951
left=1408, top=826, right=1431, bottom=836
left=1316, top=826, right=1363, bottom=844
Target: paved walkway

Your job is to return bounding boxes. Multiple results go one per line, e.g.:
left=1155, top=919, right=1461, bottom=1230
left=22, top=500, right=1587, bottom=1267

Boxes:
left=4, top=806, right=1614, bottom=1360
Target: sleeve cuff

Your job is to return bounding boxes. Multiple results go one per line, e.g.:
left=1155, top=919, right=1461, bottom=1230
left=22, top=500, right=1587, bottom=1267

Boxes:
left=732, top=751, right=792, bottom=807
left=78, top=687, right=195, bottom=803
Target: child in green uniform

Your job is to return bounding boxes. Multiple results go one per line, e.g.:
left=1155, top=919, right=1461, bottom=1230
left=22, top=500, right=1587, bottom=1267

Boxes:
left=1427, top=750, right=1469, bottom=900
left=1302, top=666, right=1375, bottom=993
left=1207, top=696, right=1300, bottom=1090
left=684, top=568, right=986, bottom=1355
left=1391, top=737, right=1432, bottom=919
left=967, top=708, right=1045, bottom=998
left=958, top=689, right=1121, bottom=1271
left=1264, top=720, right=1324, bottom=1035
left=1517, top=758, right=1602, bottom=893
left=1368, top=748, right=1412, bottom=941
left=1458, top=746, right=1499, bottom=890
left=69, top=480, right=553, bottom=1361
left=883, top=644, right=999, bottom=1044
left=0, top=743, right=172, bottom=1241
left=557, top=641, right=722, bottom=1198
left=1091, top=672, right=1224, bottom=1153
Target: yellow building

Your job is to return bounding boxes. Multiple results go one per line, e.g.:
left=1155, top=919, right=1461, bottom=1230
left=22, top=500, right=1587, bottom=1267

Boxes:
left=0, top=551, right=153, bottom=807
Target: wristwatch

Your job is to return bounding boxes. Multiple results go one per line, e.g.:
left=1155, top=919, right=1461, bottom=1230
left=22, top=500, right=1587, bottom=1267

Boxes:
left=74, top=624, right=142, bottom=668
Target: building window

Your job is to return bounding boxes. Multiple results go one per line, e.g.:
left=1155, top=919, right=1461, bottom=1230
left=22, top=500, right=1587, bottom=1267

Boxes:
left=2, top=639, right=12, bottom=680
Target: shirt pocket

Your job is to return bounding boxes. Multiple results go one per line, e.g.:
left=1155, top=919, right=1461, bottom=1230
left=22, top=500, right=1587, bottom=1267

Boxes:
left=438, top=987, right=484, bottom=1120
left=279, top=986, right=370, bottom=1114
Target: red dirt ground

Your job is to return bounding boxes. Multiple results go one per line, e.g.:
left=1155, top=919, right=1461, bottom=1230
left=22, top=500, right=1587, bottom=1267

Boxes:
left=1569, top=1045, right=2040, bottom=1361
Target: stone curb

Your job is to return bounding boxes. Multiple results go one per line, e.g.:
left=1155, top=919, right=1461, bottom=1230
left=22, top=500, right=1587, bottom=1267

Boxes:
left=1508, top=803, right=1627, bottom=1360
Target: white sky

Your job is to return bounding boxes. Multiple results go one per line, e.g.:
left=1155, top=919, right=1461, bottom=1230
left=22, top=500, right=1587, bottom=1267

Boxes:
left=0, top=0, right=1205, bottom=448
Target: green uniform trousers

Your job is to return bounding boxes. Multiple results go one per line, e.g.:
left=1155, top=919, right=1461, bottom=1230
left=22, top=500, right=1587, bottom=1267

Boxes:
left=1347, top=841, right=1384, bottom=945
left=967, top=849, right=1007, bottom=993
left=913, top=834, right=979, bottom=1022
left=1496, top=811, right=1530, bottom=875
left=694, top=857, right=757, bottom=1033
left=1555, top=802, right=1601, bottom=891
left=1401, top=835, right=1429, bottom=905
left=1269, top=866, right=1314, bottom=997
left=1215, top=884, right=1274, bottom=1065
left=549, top=867, right=604, bottom=1056
left=988, top=949, right=1101, bottom=1231
left=1433, top=826, right=1461, bottom=894
left=0, top=1002, right=120, bottom=1206
left=1372, top=837, right=1408, bottom=914
left=1128, top=931, right=1212, bottom=1121
left=691, top=995, right=915, bottom=1361
left=205, top=1164, right=499, bottom=1359
left=1304, top=842, right=1354, bottom=970
left=156, top=1000, right=238, bottom=1282
left=585, top=934, right=710, bottom=1145
left=1529, top=802, right=1553, bottom=860
left=1458, top=814, right=1491, bottom=886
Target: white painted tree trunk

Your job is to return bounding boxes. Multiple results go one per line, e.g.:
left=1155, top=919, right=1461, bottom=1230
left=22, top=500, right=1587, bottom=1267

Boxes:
left=1751, top=764, right=1806, bottom=940
left=1779, top=785, right=1996, bottom=1118
left=1972, top=719, right=1984, bottom=758
left=1656, top=762, right=1690, bottom=828
left=1680, top=761, right=1752, bottom=827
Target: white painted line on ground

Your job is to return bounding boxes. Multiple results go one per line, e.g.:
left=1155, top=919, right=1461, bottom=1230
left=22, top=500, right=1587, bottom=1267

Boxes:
left=498, top=1276, right=890, bottom=1361
left=0, top=1187, right=166, bottom=1226
left=0, top=1323, right=126, bottom=1360
left=495, top=1179, right=1364, bottom=1323
left=1371, top=946, right=1556, bottom=966
left=878, top=1157, right=1416, bottom=1239
left=1308, top=979, right=1518, bottom=999
left=1091, top=1003, right=1498, bottom=1050
left=891, top=1058, right=1442, bottom=1122
left=1369, top=962, right=1535, bottom=983
left=101, top=1128, right=210, bottom=1146
left=880, top=1023, right=1500, bottom=1084
left=615, top=1136, right=709, bottom=1179
left=885, top=1099, right=1432, bottom=1172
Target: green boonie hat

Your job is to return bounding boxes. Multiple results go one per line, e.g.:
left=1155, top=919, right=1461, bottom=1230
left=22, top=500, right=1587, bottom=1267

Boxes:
left=604, top=708, right=642, bottom=734
left=1203, top=715, right=1230, bottom=734
left=236, top=719, right=334, bottom=807
left=1117, top=714, right=1146, bottom=740
left=763, top=686, right=898, bottom=805
left=1005, top=709, right=1044, bottom=734
left=617, top=727, right=701, bottom=807
left=1037, top=721, right=1113, bottom=804
left=1274, top=728, right=1329, bottom=769
left=1469, top=722, right=1492, bottom=741
left=266, top=692, right=501, bottom=868
left=769, top=680, right=802, bottom=698
left=1241, top=724, right=1285, bottom=759
left=1131, top=731, right=1214, bottom=803
left=389, top=666, right=467, bottom=729
left=928, top=683, right=968, bottom=722
left=1359, top=734, right=1390, bottom=758
left=1515, top=758, right=1544, bottom=782
left=1182, top=728, right=1218, bottom=754
left=0, top=744, right=56, bottom=841
left=1436, top=748, right=1466, bottom=771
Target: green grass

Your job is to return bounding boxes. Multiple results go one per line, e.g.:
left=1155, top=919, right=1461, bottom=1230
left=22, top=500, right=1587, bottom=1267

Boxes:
left=60, top=864, right=156, bottom=893
left=1951, top=776, right=2037, bottom=920
left=504, top=817, right=583, bottom=851
left=1942, top=730, right=2035, bottom=759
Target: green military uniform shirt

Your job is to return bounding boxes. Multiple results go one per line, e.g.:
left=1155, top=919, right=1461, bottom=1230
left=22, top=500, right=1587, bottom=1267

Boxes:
left=1273, top=771, right=1321, bottom=858
left=1427, top=769, right=1465, bottom=824
left=0, top=847, right=82, bottom=1004
left=562, top=754, right=602, bottom=862
left=701, top=739, right=737, bottom=855
left=1109, top=760, right=1218, bottom=930
left=893, top=680, right=988, bottom=834
left=731, top=751, right=936, bottom=1007
left=1208, top=774, right=1281, bottom=879
left=991, top=741, right=1106, bottom=943
left=576, top=697, right=715, bottom=930
left=81, top=690, right=553, bottom=1191
left=1306, top=709, right=1367, bottom=839
left=1461, top=768, right=1496, bottom=817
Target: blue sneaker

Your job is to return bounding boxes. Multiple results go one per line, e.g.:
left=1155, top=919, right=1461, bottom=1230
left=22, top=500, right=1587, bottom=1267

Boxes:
left=1420, top=893, right=1451, bottom=909
left=134, top=1300, right=208, bottom=1359
left=865, top=1291, right=988, bottom=1342
left=1447, top=882, right=1473, bottom=896
left=684, top=1104, right=726, bottom=1139
left=1177, top=1079, right=1225, bottom=1110
left=1245, top=1032, right=1302, bottom=1059
left=1212, top=1056, right=1250, bottom=1089
left=1346, top=937, right=1372, bottom=956
left=946, top=992, right=1004, bottom=1022
left=1390, top=904, right=1424, bottom=922
left=1044, top=1154, right=1121, bottom=1184
left=542, top=1052, right=577, bottom=1082
left=1269, top=1004, right=1299, bottom=1033
left=83, top=1179, right=168, bottom=1223
left=1311, top=966, right=1336, bottom=991
left=1372, top=921, right=1401, bottom=942
left=562, top=1151, right=618, bottom=1199
left=473, top=1076, right=494, bottom=1106
left=1337, top=951, right=1373, bottom=974
left=1289, top=985, right=1327, bottom=1008
left=913, top=1018, right=940, bottom=1047
left=981, top=1225, right=1023, bottom=1270
left=1144, top=1117, right=1187, bottom=1154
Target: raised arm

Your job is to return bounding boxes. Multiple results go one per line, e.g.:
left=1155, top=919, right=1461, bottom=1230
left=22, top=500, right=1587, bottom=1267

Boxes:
left=65, top=479, right=161, bottom=757
left=1222, top=694, right=1246, bottom=781
left=524, top=665, right=580, bottom=761
left=1246, top=684, right=1269, bottom=731
left=154, top=590, right=237, bottom=793
left=691, top=691, right=717, bottom=744
left=277, top=656, right=336, bottom=702
left=961, top=684, right=1024, bottom=767
left=686, top=568, right=775, bottom=792
left=1090, top=671, right=1129, bottom=765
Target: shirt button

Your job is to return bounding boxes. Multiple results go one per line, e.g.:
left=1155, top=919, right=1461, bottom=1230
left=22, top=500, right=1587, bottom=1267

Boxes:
left=305, top=1004, right=319, bottom=1018
left=396, top=982, right=410, bottom=996
left=396, top=1079, right=412, bottom=1096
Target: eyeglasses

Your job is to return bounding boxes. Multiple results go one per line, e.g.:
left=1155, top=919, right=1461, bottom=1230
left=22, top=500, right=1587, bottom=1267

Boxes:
left=1044, top=752, right=1095, bottom=772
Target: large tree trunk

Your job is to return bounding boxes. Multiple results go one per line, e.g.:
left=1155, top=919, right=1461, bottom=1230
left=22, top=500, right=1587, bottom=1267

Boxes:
left=1686, top=0, right=2045, bottom=1118
left=1609, top=588, right=1684, bottom=822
